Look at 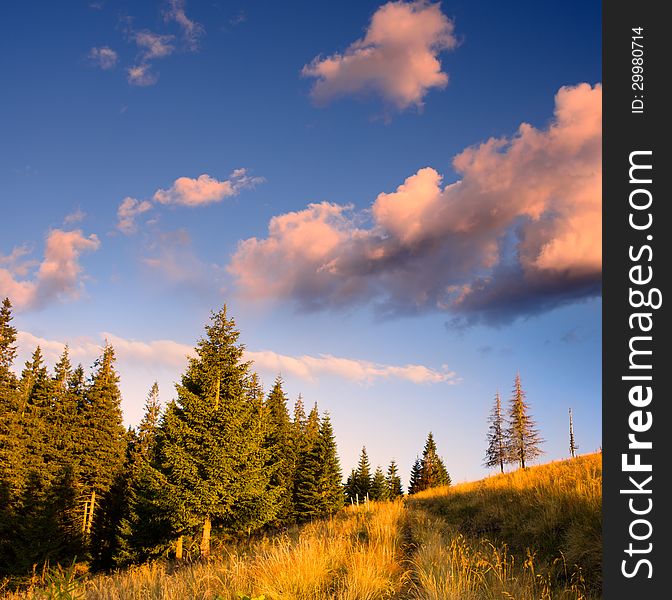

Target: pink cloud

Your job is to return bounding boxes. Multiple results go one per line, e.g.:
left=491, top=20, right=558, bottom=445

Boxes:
left=117, top=197, right=153, bottom=234
left=229, top=83, right=602, bottom=324
left=117, top=170, right=264, bottom=234
left=16, top=329, right=455, bottom=386
left=88, top=46, right=118, bottom=69
left=1, top=229, right=100, bottom=311
left=164, top=0, right=204, bottom=51
left=302, top=1, right=456, bottom=110
left=134, top=31, right=175, bottom=60
left=127, top=63, right=159, bottom=86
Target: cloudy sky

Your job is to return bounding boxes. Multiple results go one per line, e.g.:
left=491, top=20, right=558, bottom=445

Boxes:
left=1, top=0, right=601, bottom=483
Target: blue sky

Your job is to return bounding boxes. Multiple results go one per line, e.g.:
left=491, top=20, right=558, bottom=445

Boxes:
left=1, top=0, right=601, bottom=483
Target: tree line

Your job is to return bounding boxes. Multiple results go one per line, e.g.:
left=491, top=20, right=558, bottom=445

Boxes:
left=0, top=300, right=345, bottom=578
left=1, top=294, right=554, bottom=582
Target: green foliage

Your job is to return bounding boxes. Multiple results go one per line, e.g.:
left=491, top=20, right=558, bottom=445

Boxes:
left=506, top=374, right=544, bottom=469
left=385, top=460, right=403, bottom=499
left=157, top=306, right=278, bottom=554
left=484, top=391, right=506, bottom=473
left=369, top=466, right=389, bottom=501
left=408, top=433, right=450, bottom=494
left=263, top=376, right=295, bottom=525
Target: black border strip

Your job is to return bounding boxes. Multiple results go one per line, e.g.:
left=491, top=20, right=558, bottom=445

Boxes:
left=603, top=1, right=670, bottom=597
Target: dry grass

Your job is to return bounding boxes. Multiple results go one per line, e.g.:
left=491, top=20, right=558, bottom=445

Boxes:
left=4, top=454, right=601, bottom=600
left=405, top=453, right=602, bottom=599
left=6, top=501, right=408, bottom=600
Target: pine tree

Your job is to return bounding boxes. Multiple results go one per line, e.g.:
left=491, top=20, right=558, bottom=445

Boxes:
left=0, top=298, right=21, bottom=573
left=137, top=382, right=161, bottom=460
left=80, top=344, right=126, bottom=562
left=0, top=298, right=18, bottom=393
left=408, top=458, right=422, bottom=495
left=370, top=467, right=388, bottom=501
left=352, top=447, right=372, bottom=502
left=315, top=413, right=343, bottom=516
left=417, top=432, right=450, bottom=491
left=263, top=376, right=295, bottom=525
left=569, top=408, right=578, bottom=458
left=386, top=460, right=403, bottom=499
left=506, top=373, right=544, bottom=469
left=157, top=306, right=277, bottom=557
left=484, top=392, right=507, bottom=473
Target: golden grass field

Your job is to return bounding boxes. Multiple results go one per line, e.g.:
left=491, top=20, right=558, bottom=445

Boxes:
left=4, top=453, right=601, bottom=600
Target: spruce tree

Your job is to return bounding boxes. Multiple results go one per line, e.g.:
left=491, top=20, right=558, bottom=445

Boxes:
left=386, top=460, right=403, bottom=499
left=370, top=467, right=388, bottom=501
left=315, top=413, right=343, bottom=516
left=353, top=447, right=372, bottom=501
left=506, top=373, right=544, bottom=469
left=0, top=298, right=21, bottom=573
left=408, top=458, right=422, bottom=495
left=157, top=306, right=277, bottom=556
left=417, top=432, right=451, bottom=491
left=484, top=392, right=507, bottom=473
left=263, top=376, right=295, bottom=525
left=80, top=344, right=126, bottom=560
left=0, top=298, right=18, bottom=392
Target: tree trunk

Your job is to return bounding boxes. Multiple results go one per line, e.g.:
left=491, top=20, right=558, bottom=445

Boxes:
left=85, top=490, right=96, bottom=535
left=200, top=516, right=211, bottom=558
left=175, top=535, right=183, bottom=560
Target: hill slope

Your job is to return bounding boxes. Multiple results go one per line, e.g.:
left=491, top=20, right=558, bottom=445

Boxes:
left=5, top=453, right=601, bottom=599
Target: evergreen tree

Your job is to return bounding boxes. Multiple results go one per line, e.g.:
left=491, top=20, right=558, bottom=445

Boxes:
left=137, top=382, right=161, bottom=460
left=263, top=376, right=295, bottom=525
left=505, top=373, right=544, bottom=469
left=417, top=432, right=450, bottom=491
left=80, top=344, right=126, bottom=560
left=344, top=469, right=357, bottom=504
left=157, top=306, right=277, bottom=556
left=386, top=460, right=403, bottom=499
left=0, top=298, right=21, bottom=573
left=484, top=392, right=507, bottom=473
left=369, top=467, right=388, bottom=501
left=408, top=458, right=422, bottom=495
left=569, top=408, right=578, bottom=458
left=0, top=298, right=18, bottom=392
left=293, top=407, right=343, bottom=522
left=353, top=447, right=372, bottom=501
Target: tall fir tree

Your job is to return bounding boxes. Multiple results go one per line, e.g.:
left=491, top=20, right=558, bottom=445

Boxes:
left=351, top=447, right=372, bottom=502
left=80, top=344, right=127, bottom=564
left=294, top=412, right=343, bottom=521
left=506, top=373, right=544, bottom=469
left=263, top=376, right=295, bottom=525
left=157, top=306, right=278, bottom=556
left=0, top=298, right=21, bottom=573
left=417, top=432, right=451, bottom=491
left=484, top=392, right=507, bottom=473
left=0, top=298, right=18, bottom=393
left=369, top=467, right=388, bottom=501
left=386, top=460, right=403, bottom=499
left=408, top=457, right=422, bottom=495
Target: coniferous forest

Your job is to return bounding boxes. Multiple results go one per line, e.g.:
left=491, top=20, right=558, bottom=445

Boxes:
left=0, top=295, right=599, bottom=599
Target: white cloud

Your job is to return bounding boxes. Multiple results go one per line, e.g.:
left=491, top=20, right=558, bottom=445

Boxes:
left=117, top=197, right=154, bottom=234
left=303, top=1, right=456, bottom=110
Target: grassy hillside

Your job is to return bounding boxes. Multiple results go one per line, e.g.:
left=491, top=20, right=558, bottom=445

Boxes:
left=406, top=452, right=602, bottom=598
left=3, top=453, right=601, bottom=599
